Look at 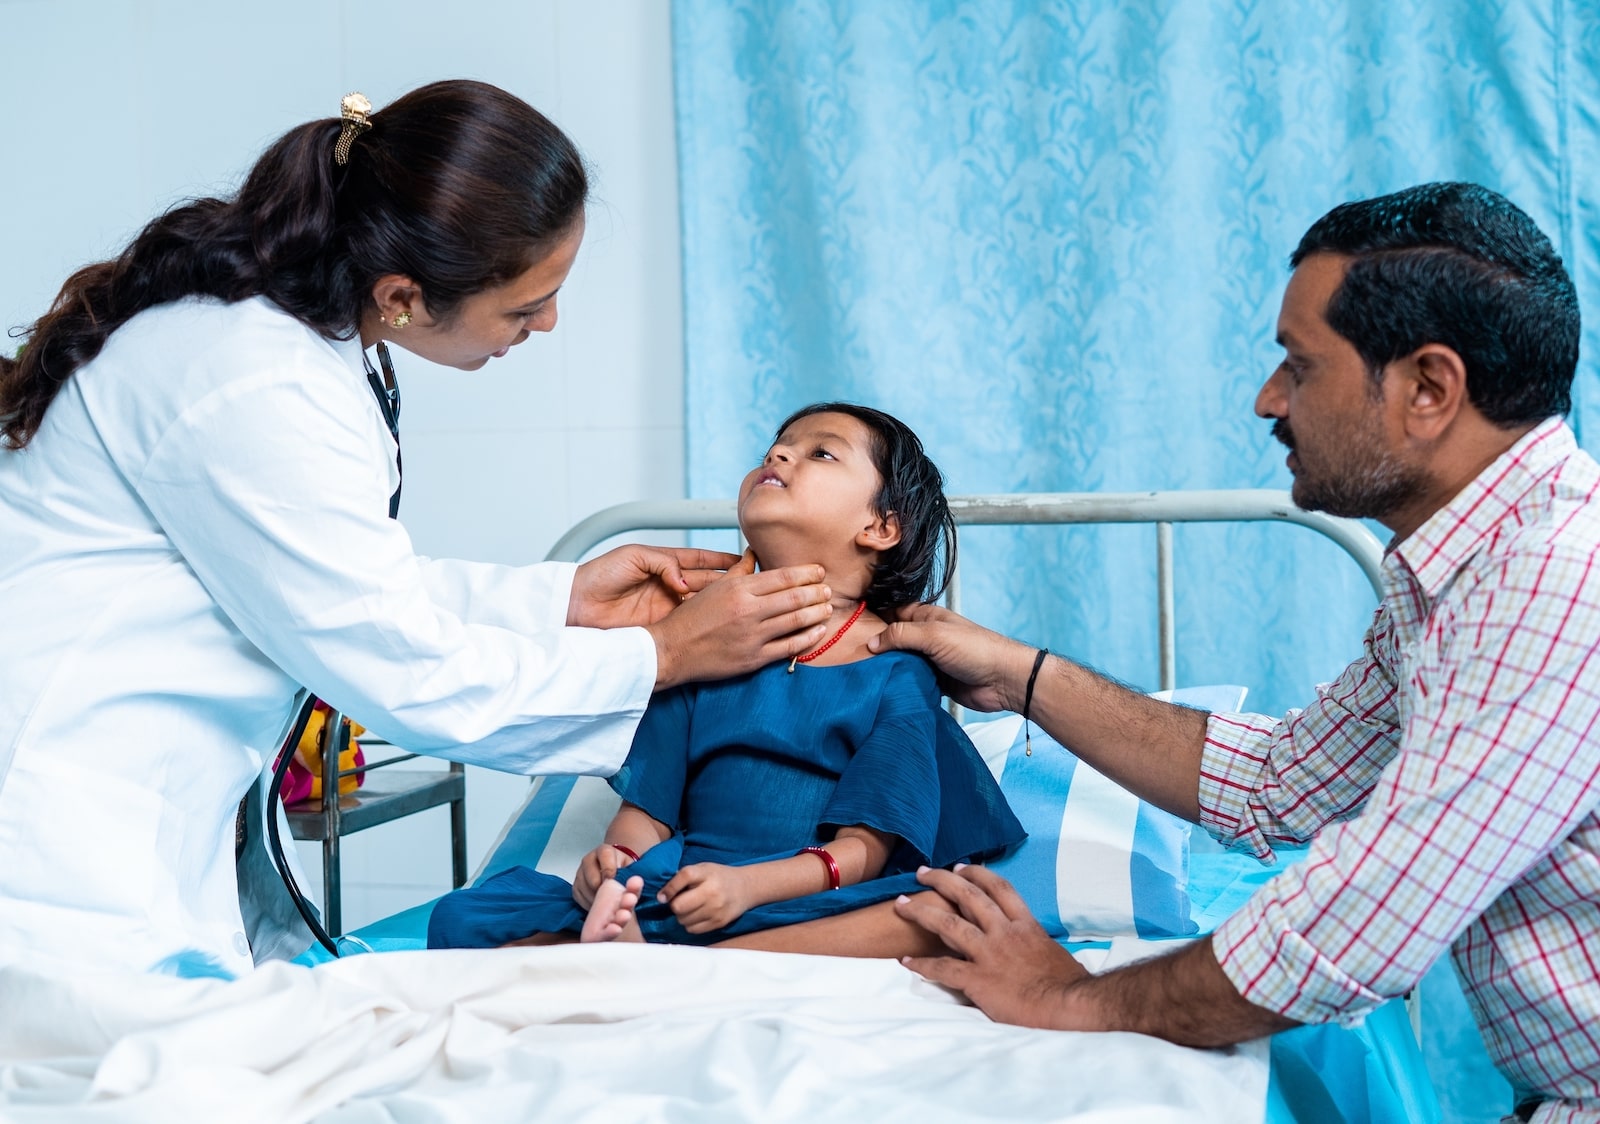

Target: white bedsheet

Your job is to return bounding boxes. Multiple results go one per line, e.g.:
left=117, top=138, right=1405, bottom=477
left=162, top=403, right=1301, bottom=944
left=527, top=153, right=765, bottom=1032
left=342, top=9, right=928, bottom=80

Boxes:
left=0, top=943, right=1267, bottom=1123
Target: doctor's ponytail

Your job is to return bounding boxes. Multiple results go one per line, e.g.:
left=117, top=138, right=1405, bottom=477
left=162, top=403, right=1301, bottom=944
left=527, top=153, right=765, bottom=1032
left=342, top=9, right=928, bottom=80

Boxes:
left=0, top=80, right=588, bottom=449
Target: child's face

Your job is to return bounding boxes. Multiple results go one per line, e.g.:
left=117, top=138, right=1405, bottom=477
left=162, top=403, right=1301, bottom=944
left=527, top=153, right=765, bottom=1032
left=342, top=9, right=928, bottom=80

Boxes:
left=737, top=411, right=890, bottom=551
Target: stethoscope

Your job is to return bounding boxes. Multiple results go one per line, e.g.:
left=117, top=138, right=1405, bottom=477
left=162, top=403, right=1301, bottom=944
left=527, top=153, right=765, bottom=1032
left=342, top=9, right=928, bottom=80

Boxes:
left=266, top=340, right=402, bottom=957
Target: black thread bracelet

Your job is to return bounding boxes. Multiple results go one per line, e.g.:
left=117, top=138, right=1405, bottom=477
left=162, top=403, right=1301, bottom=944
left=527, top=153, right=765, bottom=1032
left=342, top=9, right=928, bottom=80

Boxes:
left=1023, top=647, right=1049, bottom=756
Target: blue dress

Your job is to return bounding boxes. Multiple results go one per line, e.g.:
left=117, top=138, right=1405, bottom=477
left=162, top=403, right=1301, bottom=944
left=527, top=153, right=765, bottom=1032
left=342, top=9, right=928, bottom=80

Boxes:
left=428, top=651, right=1024, bottom=948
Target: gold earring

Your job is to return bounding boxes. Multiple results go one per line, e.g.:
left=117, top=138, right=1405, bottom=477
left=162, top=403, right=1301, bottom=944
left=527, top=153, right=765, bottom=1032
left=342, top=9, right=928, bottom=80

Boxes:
left=391, top=311, right=412, bottom=329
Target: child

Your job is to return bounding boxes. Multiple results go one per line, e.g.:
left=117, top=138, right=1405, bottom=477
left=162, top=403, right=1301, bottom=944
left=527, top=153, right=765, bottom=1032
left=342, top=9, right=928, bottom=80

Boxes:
left=428, top=403, right=1023, bottom=953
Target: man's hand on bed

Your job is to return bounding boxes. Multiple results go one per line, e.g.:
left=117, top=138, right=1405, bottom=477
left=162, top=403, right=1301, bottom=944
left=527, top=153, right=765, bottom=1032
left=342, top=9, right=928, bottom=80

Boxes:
left=568, top=545, right=745, bottom=629
left=646, top=551, right=836, bottom=690
left=895, top=865, right=1087, bottom=1028
left=898, top=865, right=1298, bottom=1047
left=656, top=863, right=755, bottom=933
left=869, top=604, right=1036, bottom=713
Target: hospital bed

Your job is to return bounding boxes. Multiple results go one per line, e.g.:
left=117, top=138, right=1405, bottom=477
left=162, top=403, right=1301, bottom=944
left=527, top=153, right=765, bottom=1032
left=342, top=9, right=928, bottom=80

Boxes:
left=527, top=489, right=1441, bottom=1123
left=0, top=489, right=1451, bottom=1123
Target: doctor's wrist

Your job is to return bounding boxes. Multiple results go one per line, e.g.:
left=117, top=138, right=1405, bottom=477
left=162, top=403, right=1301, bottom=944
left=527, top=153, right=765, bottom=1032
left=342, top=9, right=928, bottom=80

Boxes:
left=645, top=622, right=680, bottom=691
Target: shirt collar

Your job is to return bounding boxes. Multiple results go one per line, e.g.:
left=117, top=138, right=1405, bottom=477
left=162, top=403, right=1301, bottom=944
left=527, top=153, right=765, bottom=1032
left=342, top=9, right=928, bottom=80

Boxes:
left=1392, top=416, right=1576, bottom=598
left=328, top=332, right=370, bottom=377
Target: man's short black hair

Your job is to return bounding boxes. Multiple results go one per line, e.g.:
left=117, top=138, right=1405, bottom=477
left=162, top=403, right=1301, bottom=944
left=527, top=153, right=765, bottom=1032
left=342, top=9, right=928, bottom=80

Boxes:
left=1291, top=182, right=1579, bottom=426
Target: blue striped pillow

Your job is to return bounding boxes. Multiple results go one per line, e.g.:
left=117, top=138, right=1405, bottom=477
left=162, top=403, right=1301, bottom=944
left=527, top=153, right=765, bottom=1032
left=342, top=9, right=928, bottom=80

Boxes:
left=474, top=774, right=621, bottom=886
left=970, top=685, right=1247, bottom=940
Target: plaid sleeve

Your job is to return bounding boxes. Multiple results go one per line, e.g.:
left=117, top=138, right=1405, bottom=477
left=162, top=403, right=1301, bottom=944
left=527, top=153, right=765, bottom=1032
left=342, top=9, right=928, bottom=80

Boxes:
left=1213, top=544, right=1600, bottom=1024
left=1197, top=603, right=1404, bottom=860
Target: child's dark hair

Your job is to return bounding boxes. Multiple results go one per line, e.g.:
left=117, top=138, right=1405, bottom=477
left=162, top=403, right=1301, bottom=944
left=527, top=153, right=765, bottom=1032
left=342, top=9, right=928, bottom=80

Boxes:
left=774, top=402, right=958, bottom=614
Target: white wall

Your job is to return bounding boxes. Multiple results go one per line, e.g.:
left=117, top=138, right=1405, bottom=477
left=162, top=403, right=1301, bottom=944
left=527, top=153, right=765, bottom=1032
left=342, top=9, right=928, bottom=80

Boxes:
left=1, top=0, right=685, bottom=931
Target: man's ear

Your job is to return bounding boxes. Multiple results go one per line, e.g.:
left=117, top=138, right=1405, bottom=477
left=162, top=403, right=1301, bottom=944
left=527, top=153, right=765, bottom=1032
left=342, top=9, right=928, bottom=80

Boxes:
left=369, top=275, right=428, bottom=326
left=1393, top=343, right=1468, bottom=442
left=857, top=511, right=902, bottom=552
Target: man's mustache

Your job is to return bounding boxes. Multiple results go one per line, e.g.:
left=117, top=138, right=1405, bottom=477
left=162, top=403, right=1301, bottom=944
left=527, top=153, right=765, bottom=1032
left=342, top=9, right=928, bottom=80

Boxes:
left=1271, top=419, right=1295, bottom=451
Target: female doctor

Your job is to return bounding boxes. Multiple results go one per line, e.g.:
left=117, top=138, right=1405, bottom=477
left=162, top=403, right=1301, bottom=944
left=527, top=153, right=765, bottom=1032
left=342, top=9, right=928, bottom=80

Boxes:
left=0, top=80, right=834, bottom=979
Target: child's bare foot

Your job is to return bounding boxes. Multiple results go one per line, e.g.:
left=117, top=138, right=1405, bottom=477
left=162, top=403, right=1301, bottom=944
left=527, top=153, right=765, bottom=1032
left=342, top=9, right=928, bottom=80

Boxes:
left=580, top=874, right=645, bottom=943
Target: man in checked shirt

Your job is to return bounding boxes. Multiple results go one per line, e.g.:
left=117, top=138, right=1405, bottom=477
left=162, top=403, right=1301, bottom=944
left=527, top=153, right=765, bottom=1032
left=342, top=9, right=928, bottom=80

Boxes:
left=874, top=182, right=1598, bottom=1122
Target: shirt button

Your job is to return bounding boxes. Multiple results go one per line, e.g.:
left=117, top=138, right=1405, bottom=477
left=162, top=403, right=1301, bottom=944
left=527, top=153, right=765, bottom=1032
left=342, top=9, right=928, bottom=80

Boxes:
left=232, top=931, right=250, bottom=957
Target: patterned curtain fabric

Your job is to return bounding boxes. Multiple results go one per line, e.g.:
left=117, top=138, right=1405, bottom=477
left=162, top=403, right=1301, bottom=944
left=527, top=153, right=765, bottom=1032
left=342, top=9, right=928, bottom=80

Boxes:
left=672, top=0, right=1600, bottom=722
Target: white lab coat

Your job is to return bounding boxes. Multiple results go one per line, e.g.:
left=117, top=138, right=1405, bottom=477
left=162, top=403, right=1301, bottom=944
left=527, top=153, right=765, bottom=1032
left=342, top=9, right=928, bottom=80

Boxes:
left=0, top=296, right=656, bottom=978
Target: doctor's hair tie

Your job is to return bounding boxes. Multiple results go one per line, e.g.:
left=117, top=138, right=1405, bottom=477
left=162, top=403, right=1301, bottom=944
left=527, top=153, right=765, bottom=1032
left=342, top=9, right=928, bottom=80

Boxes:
left=334, top=92, right=373, bottom=166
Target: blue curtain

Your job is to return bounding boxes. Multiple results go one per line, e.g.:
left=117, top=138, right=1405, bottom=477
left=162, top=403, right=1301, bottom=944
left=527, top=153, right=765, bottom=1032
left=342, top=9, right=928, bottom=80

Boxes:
left=672, top=6, right=1596, bottom=1115
left=673, top=0, right=1599, bottom=727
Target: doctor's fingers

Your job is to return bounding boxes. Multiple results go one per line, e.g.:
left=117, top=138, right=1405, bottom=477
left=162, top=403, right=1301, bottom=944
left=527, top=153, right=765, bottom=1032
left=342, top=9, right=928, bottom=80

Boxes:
left=621, top=548, right=694, bottom=596
left=677, top=568, right=727, bottom=595
left=650, top=553, right=747, bottom=597
left=697, top=571, right=835, bottom=643
left=675, top=548, right=756, bottom=594
left=678, top=563, right=830, bottom=620
left=671, top=550, right=756, bottom=597
left=654, top=547, right=744, bottom=574
left=734, top=562, right=829, bottom=602
left=647, top=582, right=830, bottom=688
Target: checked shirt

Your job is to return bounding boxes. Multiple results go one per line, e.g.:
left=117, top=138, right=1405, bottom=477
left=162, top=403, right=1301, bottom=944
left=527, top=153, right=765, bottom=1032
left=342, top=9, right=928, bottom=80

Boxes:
left=1202, top=418, right=1600, bottom=1119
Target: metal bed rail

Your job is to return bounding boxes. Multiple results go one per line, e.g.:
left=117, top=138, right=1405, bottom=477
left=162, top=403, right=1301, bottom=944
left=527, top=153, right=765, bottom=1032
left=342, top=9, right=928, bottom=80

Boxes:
left=545, top=489, right=1386, bottom=692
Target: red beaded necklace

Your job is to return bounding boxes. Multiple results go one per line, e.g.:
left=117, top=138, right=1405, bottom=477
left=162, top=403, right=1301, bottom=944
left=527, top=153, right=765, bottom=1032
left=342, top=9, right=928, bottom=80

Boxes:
left=788, top=600, right=867, bottom=673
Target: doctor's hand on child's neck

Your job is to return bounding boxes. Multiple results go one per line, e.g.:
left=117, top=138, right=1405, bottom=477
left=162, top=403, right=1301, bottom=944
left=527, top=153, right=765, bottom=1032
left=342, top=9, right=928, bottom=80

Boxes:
left=736, top=409, right=906, bottom=663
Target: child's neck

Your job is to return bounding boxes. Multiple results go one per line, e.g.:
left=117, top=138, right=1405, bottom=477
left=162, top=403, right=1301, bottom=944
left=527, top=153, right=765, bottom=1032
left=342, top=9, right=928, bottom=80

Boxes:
left=746, top=539, right=883, bottom=665
left=797, top=597, right=885, bottom=666
left=746, top=535, right=871, bottom=602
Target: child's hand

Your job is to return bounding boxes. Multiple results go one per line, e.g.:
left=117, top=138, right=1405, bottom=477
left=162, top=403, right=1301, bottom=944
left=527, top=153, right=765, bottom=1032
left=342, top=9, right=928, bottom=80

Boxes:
left=656, top=863, right=754, bottom=933
left=573, top=843, right=639, bottom=910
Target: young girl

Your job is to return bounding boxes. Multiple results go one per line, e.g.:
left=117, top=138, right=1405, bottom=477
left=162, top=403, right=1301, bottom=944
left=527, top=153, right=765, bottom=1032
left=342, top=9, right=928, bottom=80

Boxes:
left=428, top=403, right=1023, bottom=953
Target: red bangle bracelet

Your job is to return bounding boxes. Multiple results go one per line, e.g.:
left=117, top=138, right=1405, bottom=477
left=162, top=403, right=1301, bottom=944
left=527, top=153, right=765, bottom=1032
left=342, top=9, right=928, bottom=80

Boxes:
left=612, top=844, right=641, bottom=862
left=799, top=846, right=841, bottom=890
